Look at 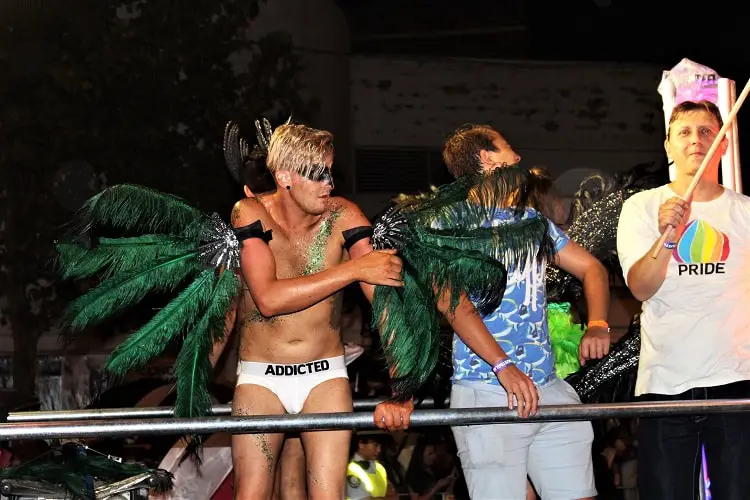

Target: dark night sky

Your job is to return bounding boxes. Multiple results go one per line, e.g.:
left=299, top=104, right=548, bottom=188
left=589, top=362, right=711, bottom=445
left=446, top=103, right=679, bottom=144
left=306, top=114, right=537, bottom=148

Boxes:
left=335, top=0, right=748, bottom=78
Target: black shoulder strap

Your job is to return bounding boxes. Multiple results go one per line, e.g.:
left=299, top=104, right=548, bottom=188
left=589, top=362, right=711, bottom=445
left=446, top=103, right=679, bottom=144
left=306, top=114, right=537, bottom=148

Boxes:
left=233, top=220, right=273, bottom=243
left=342, top=226, right=373, bottom=250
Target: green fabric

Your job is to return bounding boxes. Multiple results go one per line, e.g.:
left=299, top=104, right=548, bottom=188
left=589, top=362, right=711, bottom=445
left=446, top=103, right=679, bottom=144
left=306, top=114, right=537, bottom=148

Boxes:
left=547, top=302, right=585, bottom=379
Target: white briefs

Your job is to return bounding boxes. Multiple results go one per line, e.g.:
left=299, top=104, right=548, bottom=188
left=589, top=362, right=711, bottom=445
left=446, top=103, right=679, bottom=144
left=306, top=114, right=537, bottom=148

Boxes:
left=236, top=355, right=348, bottom=414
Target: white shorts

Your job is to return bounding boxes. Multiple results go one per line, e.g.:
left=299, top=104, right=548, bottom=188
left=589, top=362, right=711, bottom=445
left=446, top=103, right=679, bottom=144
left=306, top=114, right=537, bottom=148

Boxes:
left=450, top=378, right=596, bottom=500
left=236, top=355, right=348, bottom=414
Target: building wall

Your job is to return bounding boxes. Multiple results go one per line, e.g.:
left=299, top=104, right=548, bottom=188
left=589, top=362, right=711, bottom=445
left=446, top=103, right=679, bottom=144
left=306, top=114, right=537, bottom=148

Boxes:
left=349, top=55, right=669, bottom=216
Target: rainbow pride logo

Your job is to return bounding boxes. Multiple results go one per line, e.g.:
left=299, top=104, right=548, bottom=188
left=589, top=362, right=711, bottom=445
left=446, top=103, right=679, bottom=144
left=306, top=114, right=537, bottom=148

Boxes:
left=673, top=220, right=730, bottom=264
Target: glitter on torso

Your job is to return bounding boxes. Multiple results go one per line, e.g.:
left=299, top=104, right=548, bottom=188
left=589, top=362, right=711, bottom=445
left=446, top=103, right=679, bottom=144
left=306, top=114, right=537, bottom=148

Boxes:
left=302, top=208, right=342, bottom=275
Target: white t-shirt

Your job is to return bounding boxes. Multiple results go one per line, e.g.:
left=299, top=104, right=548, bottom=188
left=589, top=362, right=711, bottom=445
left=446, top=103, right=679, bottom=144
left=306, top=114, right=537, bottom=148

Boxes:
left=617, top=185, right=750, bottom=396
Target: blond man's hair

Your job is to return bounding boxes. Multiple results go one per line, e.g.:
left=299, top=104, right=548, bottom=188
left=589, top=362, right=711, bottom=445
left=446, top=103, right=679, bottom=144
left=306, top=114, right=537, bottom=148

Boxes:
left=266, top=123, right=335, bottom=179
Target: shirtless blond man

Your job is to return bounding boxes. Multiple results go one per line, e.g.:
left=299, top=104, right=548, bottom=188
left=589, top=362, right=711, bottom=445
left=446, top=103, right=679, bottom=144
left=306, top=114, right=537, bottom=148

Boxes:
left=226, top=123, right=404, bottom=500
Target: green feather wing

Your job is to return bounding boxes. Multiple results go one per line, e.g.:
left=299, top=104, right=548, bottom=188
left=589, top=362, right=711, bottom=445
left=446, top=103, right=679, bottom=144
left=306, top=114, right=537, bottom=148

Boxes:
left=372, top=165, right=556, bottom=399
left=174, top=269, right=240, bottom=419
left=65, top=253, right=201, bottom=331
left=375, top=242, right=508, bottom=398
left=401, top=166, right=541, bottom=226
left=59, top=184, right=210, bottom=332
left=374, top=262, right=442, bottom=399
left=415, top=215, right=551, bottom=273
left=56, top=235, right=195, bottom=281
left=71, top=184, right=203, bottom=238
left=105, top=268, right=218, bottom=376
left=57, top=184, right=244, bottom=444
left=409, top=214, right=551, bottom=314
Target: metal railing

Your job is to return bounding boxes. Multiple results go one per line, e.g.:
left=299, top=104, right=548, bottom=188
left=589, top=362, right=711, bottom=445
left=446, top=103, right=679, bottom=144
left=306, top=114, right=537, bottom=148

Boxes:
left=1, top=399, right=748, bottom=440
left=7, top=397, right=444, bottom=422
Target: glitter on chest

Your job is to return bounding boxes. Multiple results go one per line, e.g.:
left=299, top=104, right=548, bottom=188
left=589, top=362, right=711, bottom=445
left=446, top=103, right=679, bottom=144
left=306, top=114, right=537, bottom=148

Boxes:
left=302, top=209, right=341, bottom=275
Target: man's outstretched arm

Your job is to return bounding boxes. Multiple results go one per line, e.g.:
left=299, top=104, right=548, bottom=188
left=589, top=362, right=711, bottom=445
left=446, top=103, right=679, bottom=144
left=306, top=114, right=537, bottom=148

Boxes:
left=231, top=199, right=402, bottom=317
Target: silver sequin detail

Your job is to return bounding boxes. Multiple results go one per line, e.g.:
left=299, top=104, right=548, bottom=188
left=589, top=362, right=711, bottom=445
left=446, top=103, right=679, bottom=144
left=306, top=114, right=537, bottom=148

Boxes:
left=568, top=320, right=640, bottom=403
left=547, top=189, right=639, bottom=302
left=197, top=213, right=240, bottom=269
left=372, top=206, right=408, bottom=251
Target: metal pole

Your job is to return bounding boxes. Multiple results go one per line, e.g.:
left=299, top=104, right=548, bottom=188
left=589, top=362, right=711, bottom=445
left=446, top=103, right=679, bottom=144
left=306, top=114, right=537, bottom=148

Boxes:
left=1, top=400, right=749, bottom=440
left=7, top=398, right=446, bottom=422
left=9, top=406, right=215, bottom=422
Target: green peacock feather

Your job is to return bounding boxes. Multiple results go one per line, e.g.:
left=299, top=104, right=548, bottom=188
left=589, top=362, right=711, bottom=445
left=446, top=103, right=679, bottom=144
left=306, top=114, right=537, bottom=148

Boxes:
left=372, top=165, right=556, bottom=400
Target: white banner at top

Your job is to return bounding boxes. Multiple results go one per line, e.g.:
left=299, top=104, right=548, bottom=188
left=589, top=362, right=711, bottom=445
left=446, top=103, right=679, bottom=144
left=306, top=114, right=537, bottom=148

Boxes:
left=657, top=58, right=721, bottom=132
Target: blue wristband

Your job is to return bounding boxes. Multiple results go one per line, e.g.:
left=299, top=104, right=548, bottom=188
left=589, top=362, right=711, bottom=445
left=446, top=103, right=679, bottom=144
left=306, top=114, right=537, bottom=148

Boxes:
left=664, top=241, right=676, bottom=250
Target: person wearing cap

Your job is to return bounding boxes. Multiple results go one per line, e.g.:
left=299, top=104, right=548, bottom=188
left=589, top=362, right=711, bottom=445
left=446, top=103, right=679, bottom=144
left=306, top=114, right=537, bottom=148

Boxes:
left=346, top=432, right=398, bottom=500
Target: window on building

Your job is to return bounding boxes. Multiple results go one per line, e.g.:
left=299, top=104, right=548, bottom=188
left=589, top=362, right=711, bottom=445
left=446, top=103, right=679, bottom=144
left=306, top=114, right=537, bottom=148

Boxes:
left=354, top=148, right=453, bottom=193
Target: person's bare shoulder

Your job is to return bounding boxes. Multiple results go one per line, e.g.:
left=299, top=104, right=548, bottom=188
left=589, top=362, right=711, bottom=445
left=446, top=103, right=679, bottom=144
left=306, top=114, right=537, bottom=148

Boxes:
left=329, top=196, right=371, bottom=229
left=230, top=197, right=268, bottom=228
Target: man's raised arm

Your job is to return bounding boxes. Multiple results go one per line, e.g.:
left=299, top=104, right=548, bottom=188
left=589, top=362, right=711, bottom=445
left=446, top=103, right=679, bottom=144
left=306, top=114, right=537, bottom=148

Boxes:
left=231, top=198, right=402, bottom=317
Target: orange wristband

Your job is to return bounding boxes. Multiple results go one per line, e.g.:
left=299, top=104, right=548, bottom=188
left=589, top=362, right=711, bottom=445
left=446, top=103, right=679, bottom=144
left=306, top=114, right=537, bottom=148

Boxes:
left=587, top=320, right=609, bottom=329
